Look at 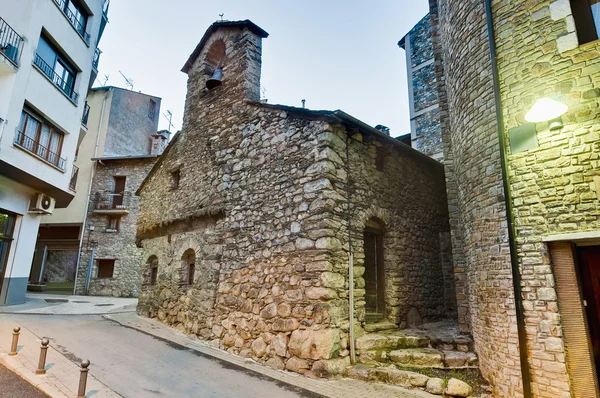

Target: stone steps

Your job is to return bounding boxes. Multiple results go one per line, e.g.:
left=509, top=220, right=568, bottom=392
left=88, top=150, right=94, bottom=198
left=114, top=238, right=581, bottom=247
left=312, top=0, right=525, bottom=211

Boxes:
left=347, top=365, right=474, bottom=397
left=355, top=332, right=478, bottom=369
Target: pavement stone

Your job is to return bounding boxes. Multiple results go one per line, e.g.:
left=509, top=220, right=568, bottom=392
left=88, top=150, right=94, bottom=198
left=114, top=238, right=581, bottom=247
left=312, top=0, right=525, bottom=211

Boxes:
left=105, top=312, right=436, bottom=398
left=0, top=293, right=137, bottom=315
left=0, top=317, right=120, bottom=398
left=0, top=363, right=48, bottom=397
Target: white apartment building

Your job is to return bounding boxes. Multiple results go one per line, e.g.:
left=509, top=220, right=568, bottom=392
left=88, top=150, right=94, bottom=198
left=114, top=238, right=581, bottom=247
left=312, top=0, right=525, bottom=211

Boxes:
left=0, top=0, right=109, bottom=305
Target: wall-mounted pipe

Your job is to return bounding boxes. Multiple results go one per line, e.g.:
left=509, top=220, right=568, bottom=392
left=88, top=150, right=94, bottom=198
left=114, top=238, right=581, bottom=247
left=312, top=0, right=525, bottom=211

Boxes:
left=345, top=133, right=356, bottom=365
left=484, top=1, right=532, bottom=396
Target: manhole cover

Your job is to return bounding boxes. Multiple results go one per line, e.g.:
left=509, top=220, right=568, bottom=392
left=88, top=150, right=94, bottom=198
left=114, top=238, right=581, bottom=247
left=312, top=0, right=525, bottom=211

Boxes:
left=44, top=299, right=68, bottom=303
left=94, top=304, right=114, bottom=307
left=72, top=301, right=90, bottom=303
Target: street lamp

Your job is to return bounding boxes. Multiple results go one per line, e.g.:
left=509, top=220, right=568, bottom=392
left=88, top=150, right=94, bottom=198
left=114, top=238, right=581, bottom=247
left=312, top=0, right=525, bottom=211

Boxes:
left=524, top=98, right=568, bottom=130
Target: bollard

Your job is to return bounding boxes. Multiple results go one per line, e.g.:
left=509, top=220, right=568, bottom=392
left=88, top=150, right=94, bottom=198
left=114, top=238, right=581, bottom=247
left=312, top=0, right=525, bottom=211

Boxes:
left=8, top=327, right=20, bottom=356
left=35, top=338, right=49, bottom=375
left=77, top=360, right=90, bottom=398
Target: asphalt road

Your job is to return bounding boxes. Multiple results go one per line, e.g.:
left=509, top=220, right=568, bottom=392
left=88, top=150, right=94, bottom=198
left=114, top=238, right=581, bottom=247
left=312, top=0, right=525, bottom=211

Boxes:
left=7, top=315, right=319, bottom=398
left=0, top=363, right=48, bottom=398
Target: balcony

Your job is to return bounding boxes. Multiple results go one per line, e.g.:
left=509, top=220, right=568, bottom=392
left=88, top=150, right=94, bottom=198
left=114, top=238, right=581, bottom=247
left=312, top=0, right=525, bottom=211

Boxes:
left=14, top=132, right=66, bottom=171
left=92, top=48, right=101, bottom=70
left=69, top=165, right=79, bottom=191
left=82, top=102, right=90, bottom=127
left=0, top=16, right=24, bottom=70
left=99, top=0, right=110, bottom=41
left=93, top=191, right=130, bottom=215
left=33, top=54, right=79, bottom=104
left=52, top=0, right=90, bottom=44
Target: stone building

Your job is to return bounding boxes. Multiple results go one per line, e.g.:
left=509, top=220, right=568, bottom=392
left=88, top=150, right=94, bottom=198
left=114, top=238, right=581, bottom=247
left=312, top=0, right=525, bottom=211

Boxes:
left=398, top=14, right=443, bottom=161
left=428, top=0, right=600, bottom=396
left=136, top=20, right=456, bottom=374
left=32, top=86, right=166, bottom=297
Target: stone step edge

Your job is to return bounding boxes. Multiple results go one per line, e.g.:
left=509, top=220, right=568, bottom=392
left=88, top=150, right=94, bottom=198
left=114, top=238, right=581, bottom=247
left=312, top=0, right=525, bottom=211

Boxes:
left=346, top=364, right=474, bottom=397
left=355, top=334, right=475, bottom=353
left=357, top=348, right=479, bottom=369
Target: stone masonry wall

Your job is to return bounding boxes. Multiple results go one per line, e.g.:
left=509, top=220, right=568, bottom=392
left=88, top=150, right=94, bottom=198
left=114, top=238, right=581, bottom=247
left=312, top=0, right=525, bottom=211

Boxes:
left=76, top=158, right=156, bottom=297
left=136, top=21, right=454, bottom=375
left=431, top=0, right=524, bottom=396
left=494, top=1, right=600, bottom=396
left=402, top=14, right=443, bottom=161
left=324, top=126, right=453, bottom=328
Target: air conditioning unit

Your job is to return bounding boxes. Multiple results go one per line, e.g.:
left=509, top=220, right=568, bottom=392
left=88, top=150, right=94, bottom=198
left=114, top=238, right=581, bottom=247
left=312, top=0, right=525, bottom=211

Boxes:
left=31, top=194, right=55, bottom=214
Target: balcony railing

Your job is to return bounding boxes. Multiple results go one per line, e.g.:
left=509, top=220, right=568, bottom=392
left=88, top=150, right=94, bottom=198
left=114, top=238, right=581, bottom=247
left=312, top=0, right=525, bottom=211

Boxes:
left=0, top=16, right=24, bottom=66
left=53, top=0, right=90, bottom=44
left=14, top=132, right=66, bottom=171
left=94, top=191, right=130, bottom=211
left=69, top=165, right=79, bottom=191
left=33, top=54, right=79, bottom=104
left=92, top=48, right=101, bottom=70
left=82, top=102, right=90, bottom=127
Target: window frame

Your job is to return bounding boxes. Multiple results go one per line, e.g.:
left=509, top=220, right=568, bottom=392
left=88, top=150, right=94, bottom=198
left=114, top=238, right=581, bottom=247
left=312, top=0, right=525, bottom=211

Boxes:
left=97, top=259, right=115, bottom=279
left=107, top=216, right=120, bottom=232
left=16, top=109, right=65, bottom=169
left=148, top=99, right=156, bottom=121
left=571, top=0, right=600, bottom=45
left=170, top=169, right=180, bottom=189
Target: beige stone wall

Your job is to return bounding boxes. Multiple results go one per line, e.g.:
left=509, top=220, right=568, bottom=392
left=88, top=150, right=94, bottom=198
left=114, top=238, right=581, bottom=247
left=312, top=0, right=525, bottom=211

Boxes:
left=430, top=0, right=524, bottom=396
left=495, top=1, right=600, bottom=396
left=432, top=0, right=600, bottom=396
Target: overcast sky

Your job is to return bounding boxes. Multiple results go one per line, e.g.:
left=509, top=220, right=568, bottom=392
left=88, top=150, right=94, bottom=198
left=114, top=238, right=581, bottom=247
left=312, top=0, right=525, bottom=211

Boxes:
left=96, top=0, right=429, bottom=136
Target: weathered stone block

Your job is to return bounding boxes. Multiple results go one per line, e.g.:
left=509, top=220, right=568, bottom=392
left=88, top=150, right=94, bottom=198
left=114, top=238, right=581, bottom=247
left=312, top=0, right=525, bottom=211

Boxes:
left=445, top=378, right=472, bottom=397
left=390, top=348, right=444, bottom=367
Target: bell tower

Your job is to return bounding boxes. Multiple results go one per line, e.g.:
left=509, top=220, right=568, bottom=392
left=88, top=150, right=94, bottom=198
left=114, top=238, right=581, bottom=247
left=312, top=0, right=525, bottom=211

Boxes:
left=181, top=20, right=269, bottom=112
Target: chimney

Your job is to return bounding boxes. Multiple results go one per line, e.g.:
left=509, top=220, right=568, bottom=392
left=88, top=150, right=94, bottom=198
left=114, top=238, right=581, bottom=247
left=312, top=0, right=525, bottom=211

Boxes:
left=375, top=125, right=391, bottom=136
left=150, top=130, right=170, bottom=155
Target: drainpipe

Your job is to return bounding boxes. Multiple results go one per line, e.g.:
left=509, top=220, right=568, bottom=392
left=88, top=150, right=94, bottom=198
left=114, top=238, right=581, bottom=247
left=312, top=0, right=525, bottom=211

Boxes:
left=484, top=1, right=532, bottom=396
left=345, top=133, right=356, bottom=365
left=73, top=88, right=111, bottom=295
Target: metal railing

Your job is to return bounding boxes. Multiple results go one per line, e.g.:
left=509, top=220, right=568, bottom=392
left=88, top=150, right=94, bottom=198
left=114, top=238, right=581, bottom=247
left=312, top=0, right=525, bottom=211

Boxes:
left=94, top=191, right=130, bottom=210
left=14, top=132, right=66, bottom=170
left=53, top=0, right=90, bottom=43
left=92, top=48, right=101, bottom=70
left=69, top=165, right=79, bottom=191
left=33, top=54, right=79, bottom=103
left=82, top=102, right=90, bottom=127
left=0, top=16, right=24, bottom=66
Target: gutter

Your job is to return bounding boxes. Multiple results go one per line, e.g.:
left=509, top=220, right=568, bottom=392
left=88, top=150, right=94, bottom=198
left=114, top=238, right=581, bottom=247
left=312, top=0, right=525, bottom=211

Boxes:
left=73, top=88, right=111, bottom=295
left=484, top=1, right=532, bottom=396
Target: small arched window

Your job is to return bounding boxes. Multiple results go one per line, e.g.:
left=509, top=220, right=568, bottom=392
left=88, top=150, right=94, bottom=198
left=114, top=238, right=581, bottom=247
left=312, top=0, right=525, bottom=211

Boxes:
left=181, top=249, right=195, bottom=287
left=146, top=255, right=158, bottom=287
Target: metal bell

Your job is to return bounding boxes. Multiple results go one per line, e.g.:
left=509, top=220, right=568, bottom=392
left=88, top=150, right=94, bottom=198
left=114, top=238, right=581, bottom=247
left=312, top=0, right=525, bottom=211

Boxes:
left=206, top=68, right=223, bottom=90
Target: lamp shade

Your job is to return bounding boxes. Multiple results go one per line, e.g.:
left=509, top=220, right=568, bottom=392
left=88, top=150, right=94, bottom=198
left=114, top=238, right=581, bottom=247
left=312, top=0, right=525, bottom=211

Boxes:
left=524, top=98, right=568, bottom=123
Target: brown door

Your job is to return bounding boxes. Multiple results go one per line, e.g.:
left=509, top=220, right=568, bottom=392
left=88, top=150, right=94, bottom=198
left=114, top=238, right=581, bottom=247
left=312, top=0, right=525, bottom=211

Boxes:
left=112, top=176, right=126, bottom=208
left=364, top=230, right=385, bottom=321
left=578, top=245, right=600, bottom=381
left=0, top=211, right=16, bottom=303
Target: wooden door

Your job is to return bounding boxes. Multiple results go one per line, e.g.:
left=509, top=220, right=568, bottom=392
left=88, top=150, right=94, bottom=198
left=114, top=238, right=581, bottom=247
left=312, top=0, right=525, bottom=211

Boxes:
left=112, top=176, right=126, bottom=208
left=364, top=230, right=385, bottom=321
left=578, top=245, right=600, bottom=381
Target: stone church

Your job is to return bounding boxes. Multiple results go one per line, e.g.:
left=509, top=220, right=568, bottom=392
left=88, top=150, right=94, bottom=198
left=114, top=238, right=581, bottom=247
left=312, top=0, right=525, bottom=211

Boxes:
left=135, top=20, right=457, bottom=374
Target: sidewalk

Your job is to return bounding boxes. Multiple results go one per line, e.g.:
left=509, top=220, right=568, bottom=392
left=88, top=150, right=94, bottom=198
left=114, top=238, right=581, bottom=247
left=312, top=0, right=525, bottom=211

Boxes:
left=0, top=316, right=121, bottom=397
left=0, top=293, right=137, bottom=315
left=105, top=313, right=435, bottom=398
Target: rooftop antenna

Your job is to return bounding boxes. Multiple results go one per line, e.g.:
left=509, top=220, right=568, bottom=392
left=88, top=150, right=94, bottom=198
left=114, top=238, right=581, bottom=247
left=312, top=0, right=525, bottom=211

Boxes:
left=219, top=13, right=224, bottom=21
left=301, top=99, right=306, bottom=108
left=163, top=110, right=175, bottom=132
left=119, top=70, right=134, bottom=90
